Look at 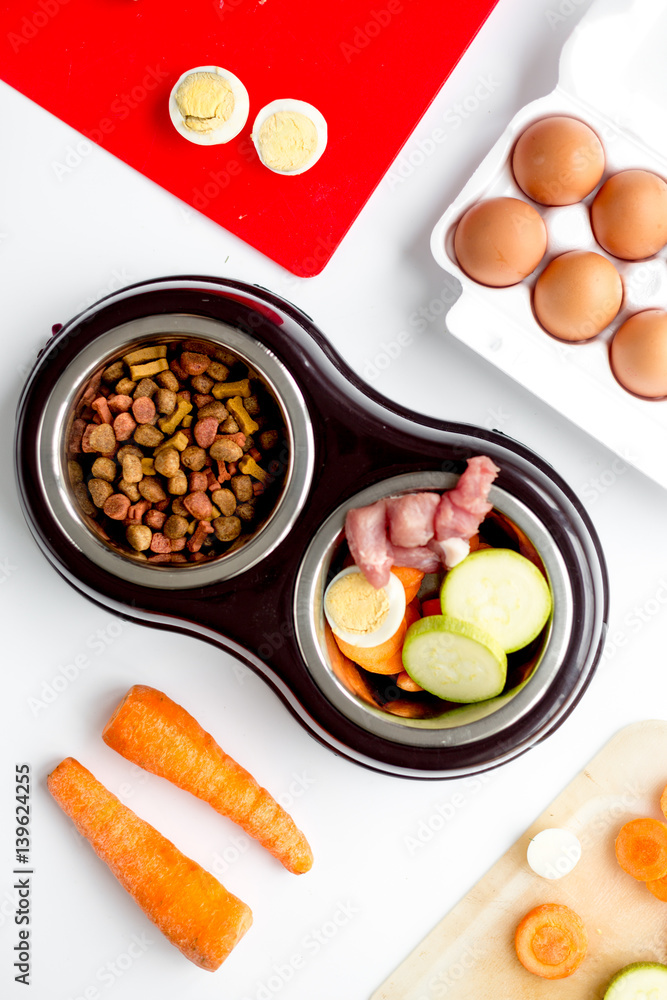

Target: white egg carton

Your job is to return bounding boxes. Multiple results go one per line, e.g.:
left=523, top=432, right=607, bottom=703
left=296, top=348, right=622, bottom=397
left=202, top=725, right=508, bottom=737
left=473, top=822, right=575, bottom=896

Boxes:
left=431, top=0, right=667, bottom=490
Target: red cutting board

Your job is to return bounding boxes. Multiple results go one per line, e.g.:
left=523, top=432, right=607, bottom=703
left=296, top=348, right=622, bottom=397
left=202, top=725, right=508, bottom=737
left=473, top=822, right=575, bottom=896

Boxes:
left=1, top=0, right=498, bottom=276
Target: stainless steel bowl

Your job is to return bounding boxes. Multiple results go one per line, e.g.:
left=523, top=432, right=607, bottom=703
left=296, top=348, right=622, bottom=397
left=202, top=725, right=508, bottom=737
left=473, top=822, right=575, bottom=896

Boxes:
left=295, top=472, right=572, bottom=758
left=37, top=313, right=314, bottom=589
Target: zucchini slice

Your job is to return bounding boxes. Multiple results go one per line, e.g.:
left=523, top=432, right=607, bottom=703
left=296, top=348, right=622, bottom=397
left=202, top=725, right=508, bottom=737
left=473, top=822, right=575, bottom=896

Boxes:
left=604, top=962, right=667, bottom=1000
left=440, top=547, right=552, bottom=653
left=402, top=615, right=507, bottom=703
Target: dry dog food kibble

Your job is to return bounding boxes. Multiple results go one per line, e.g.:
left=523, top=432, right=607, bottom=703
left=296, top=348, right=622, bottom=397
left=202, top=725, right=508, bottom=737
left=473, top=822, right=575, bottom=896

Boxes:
left=67, top=339, right=288, bottom=564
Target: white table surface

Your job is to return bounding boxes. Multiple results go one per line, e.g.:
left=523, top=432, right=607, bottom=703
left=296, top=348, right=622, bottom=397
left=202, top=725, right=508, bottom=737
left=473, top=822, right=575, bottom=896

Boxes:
left=3, top=1, right=667, bottom=997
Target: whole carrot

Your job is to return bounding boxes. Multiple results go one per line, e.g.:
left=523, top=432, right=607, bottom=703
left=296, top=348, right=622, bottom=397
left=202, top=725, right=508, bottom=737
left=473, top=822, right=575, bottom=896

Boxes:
left=102, top=685, right=314, bottom=875
left=47, top=757, right=252, bottom=971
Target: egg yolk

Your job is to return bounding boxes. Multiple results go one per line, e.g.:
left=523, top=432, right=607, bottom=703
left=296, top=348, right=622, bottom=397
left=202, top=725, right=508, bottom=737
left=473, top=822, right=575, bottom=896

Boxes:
left=257, top=112, right=318, bottom=172
left=325, top=573, right=389, bottom=636
left=176, top=72, right=235, bottom=134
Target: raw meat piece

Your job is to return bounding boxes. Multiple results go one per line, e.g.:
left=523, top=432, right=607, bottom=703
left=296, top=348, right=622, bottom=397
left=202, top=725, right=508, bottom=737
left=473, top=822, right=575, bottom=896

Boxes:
left=387, top=543, right=440, bottom=574
left=386, top=493, right=440, bottom=548
left=434, top=456, right=499, bottom=541
left=345, top=500, right=392, bottom=589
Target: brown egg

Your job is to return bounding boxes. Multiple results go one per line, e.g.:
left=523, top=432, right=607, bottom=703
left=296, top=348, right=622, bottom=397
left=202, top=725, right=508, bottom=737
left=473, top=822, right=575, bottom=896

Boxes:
left=454, top=197, right=547, bottom=287
left=610, top=309, right=667, bottom=398
left=533, top=250, right=623, bottom=342
left=591, top=169, right=667, bottom=260
left=512, top=116, right=605, bottom=206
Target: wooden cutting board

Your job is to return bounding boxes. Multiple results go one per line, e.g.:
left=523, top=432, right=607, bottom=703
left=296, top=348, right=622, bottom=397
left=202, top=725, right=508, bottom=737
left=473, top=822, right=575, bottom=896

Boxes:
left=372, top=721, right=667, bottom=1000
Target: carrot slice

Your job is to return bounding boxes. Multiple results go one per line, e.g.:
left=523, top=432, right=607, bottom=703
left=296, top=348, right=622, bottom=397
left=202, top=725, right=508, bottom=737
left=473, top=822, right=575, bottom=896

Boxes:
left=391, top=565, right=424, bottom=603
left=324, top=622, right=379, bottom=706
left=364, top=644, right=405, bottom=674
left=406, top=597, right=421, bottom=619
left=334, top=619, right=407, bottom=673
left=334, top=595, right=423, bottom=675
left=647, top=873, right=667, bottom=901
left=102, top=686, right=313, bottom=874
left=396, top=671, right=424, bottom=693
left=515, top=903, right=587, bottom=979
left=383, top=700, right=431, bottom=718
left=615, top=817, right=667, bottom=881
left=47, top=757, right=252, bottom=971
left=334, top=594, right=423, bottom=675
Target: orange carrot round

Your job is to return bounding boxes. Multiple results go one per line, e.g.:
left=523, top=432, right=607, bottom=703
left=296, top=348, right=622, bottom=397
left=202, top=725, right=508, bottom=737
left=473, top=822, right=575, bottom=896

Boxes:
left=48, top=757, right=252, bottom=971
left=615, top=817, right=667, bottom=881
left=103, top=686, right=313, bottom=875
left=390, top=565, right=424, bottom=603
left=334, top=595, right=423, bottom=675
left=647, top=873, right=667, bottom=902
left=396, top=671, right=423, bottom=693
left=333, top=589, right=423, bottom=676
left=334, top=619, right=407, bottom=673
left=383, top=699, right=434, bottom=718
left=515, top=903, right=587, bottom=979
left=324, top=622, right=378, bottom=706
left=405, top=598, right=421, bottom=627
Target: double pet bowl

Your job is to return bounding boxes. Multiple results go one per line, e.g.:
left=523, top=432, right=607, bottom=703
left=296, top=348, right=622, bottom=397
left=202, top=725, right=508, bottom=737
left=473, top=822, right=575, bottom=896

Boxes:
left=14, top=276, right=608, bottom=777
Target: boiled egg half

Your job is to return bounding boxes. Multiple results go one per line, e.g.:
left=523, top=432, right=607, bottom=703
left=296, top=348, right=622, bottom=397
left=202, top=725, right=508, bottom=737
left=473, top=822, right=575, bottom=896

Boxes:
left=169, top=65, right=250, bottom=145
left=252, top=99, right=327, bottom=175
left=324, top=567, right=406, bottom=648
